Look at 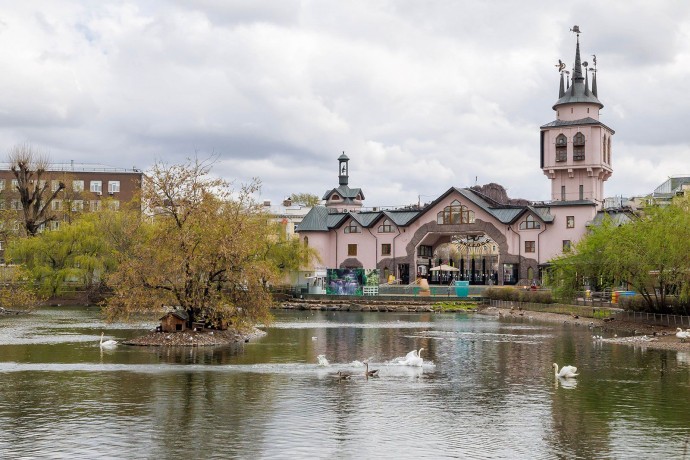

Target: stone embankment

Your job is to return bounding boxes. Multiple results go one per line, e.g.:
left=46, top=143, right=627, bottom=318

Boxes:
left=124, top=328, right=266, bottom=346
left=278, top=298, right=473, bottom=313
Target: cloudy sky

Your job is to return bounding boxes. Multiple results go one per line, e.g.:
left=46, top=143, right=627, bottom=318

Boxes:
left=1, top=1, right=689, bottom=207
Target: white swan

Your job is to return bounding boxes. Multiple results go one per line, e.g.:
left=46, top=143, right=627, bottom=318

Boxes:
left=553, top=363, right=578, bottom=378
left=100, top=332, right=118, bottom=348
left=316, top=354, right=330, bottom=367
left=397, top=348, right=424, bottom=367
left=675, top=328, right=689, bottom=342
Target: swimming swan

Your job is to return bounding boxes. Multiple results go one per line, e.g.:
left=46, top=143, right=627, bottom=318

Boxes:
left=675, top=328, right=689, bottom=342
left=553, top=363, right=578, bottom=378
left=100, top=332, right=118, bottom=348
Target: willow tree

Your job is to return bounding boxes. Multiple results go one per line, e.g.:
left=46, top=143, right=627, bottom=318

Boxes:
left=103, top=159, right=280, bottom=332
left=549, top=195, right=690, bottom=312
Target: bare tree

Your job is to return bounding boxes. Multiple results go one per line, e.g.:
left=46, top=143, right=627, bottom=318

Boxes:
left=8, top=144, right=65, bottom=236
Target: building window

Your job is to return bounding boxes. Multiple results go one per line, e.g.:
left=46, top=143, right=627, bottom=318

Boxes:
left=0, top=200, right=4, bottom=210
left=303, top=236, right=308, bottom=247
left=344, top=222, right=361, bottom=233
left=90, top=181, right=102, bottom=193
left=555, top=134, right=567, bottom=162
left=381, top=243, right=391, bottom=256
left=49, top=221, right=60, bottom=231
left=51, top=180, right=62, bottom=192
left=90, top=200, right=101, bottom=212
left=108, top=200, right=120, bottom=210
left=73, top=180, right=84, bottom=192
left=417, top=245, right=433, bottom=257
left=561, top=186, right=566, bottom=201
left=566, top=216, right=575, bottom=228
left=563, top=240, right=571, bottom=252
left=11, top=199, right=21, bottom=210
left=331, top=194, right=341, bottom=201
left=0, top=179, right=4, bottom=191
left=108, top=181, right=120, bottom=193
left=579, top=185, right=584, bottom=201
left=51, top=200, right=62, bottom=211
left=378, top=219, right=394, bottom=233
left=525, top=241, right=535, bottom=253
left=607, top=137, right=612, bottom=163
left=71, top=200, right=84, bottom=212
left=519, top=215, right=541, bottom=230
left=437, top=200, right=475, bottom=225
left=11, top=179, right=18, bottom=189
left=573, top=132, right=585, bottom=161
left=348, top=244, right=357, bottom=256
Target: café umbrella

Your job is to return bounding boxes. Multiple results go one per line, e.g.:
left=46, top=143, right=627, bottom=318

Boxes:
left=429, top=264, right=459, bottom=272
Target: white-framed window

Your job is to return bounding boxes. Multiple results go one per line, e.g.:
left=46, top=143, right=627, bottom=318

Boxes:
left=108, top=181, right=120, bottom=193
left=49, top=221, right=61, bottom=231
left=71, top=200, right=84, bottom=212
left=51, top=180, right=61, bottom=192
left=90, top=200, right=101, bottom=212
left=0, top=200, right=5, bottom=210
left=519, top=215, right=541, bottom=230
left=73, top=180, right=84, bottom=192
left=11, top=199, right=21, bottom=210
left=344, top=222, right=361, bottom=233
left=0, top=179, right=5, bottom=191
left=11, top=179, right=19, bottom=189
left=108, top=200, right=120, bottom=210
left=90, top=181, right=102, bottom=193
left=51, top=199, right=62, bottom=211
left=566, top=216, right=575, bottom=228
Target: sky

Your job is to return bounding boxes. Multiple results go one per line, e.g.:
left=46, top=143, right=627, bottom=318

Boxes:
left=0, top=1, right=689, bottom=208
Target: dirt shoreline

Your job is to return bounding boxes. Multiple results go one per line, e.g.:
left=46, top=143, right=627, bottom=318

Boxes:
left=481, top=306, right=690, bottom=352
left=123, top=327, right=266, bottom=346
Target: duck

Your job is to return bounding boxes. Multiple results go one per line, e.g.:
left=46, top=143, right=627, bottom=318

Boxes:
left=100, top=332, right=118, bottom=349
left=675, top=328, right=689, bottom=342
left=335, top=371, right=352, bottom=380
left=364, top=362, right=379, bottom=377
left=553, top=363, right=578, bottom=378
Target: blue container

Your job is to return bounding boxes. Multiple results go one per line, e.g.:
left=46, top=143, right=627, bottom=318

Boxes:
left=454, top=281, right=469, bottom=297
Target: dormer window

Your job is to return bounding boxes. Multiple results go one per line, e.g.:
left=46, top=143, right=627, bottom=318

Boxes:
left=436, top=200, right=475, bottom=225
left=519, top=215, right=541, bottom=230
left=344, top=222, right=361, bottom=233
left=573, top=132, right=585, bottom=161
left=331, top=194, right=341, bottom=201
left=356, top=194, right=362, bottom=200
left=378, top=219, right=394, bottom=233
left=555, top=134, right=567, bottom=162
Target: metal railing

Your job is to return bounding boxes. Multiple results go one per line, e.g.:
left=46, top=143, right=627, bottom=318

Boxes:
left=612, top=310, right=690, bottom=328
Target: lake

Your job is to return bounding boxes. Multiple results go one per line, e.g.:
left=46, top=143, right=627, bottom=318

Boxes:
left=0, top=307, right=689, bottom=459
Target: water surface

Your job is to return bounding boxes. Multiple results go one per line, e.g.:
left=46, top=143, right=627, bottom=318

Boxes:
left=0, top=307, right=689, bottom=459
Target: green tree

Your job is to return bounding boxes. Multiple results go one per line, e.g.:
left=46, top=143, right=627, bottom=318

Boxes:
left=103, top=159, right=282, bottom=332
left=6, top=208, right=122, bottom=299
left=289, top=192, right=320, bottom=207
left=549, top=195, right=690, bottom=312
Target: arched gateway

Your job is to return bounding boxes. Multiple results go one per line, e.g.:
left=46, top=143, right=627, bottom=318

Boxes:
left=297, top=28, right=614, bottom=288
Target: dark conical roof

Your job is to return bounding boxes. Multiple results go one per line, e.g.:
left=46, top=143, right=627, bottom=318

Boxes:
left=553, top=34, right=603, bottom=110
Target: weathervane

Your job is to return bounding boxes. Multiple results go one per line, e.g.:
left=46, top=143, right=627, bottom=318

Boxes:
left=590, top=54, right=597, bottom=74
left=570, top=25, right=581, bottom=36
left=555, top=59, right=566, bottom=73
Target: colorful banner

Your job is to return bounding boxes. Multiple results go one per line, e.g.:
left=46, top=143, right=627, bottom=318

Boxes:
left=326, top=268, right=379, bottom=295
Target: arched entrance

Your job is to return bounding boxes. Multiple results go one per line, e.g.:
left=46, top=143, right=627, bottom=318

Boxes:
left=452, top=234, right=499, bottom=285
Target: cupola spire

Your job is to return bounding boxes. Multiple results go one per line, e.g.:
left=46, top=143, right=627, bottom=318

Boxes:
left=338, top=151, right=349, bottom=186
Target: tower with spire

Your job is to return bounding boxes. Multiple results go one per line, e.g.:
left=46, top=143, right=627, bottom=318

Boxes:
left=540, top=26, right=614, bottom=208
left=322, top=152, right=365, bottom=210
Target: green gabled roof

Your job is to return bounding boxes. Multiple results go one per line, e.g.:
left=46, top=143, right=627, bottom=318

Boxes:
left=297, top=206, right=349, bottom=231
left=384, top=210, right=420, bottom=226
left=322, top=185, right=364, bottom=201
left=490, top=208, right=523, bottom=223
left=349, top=212, right=380, bottom=227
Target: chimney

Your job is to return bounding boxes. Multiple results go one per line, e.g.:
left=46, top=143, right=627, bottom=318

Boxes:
left=282, top=197, right=292, bottom=206
left=263, top=200, right=271, bottom=207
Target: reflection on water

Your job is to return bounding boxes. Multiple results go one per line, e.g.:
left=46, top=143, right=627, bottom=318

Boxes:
left=0, top=307, right=689, bottom=459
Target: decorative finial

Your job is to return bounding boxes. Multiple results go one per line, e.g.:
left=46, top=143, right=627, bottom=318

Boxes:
left=556, top=59, right=566, bottom=72
left=570, top=25, right=581, bottom=35
left=591, top=54, right=597, bottom=71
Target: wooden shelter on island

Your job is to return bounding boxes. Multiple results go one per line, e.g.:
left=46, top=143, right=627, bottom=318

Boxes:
left=160, top=310, right=188, bottom=332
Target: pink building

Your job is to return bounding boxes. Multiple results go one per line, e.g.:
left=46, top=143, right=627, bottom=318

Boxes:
left=298, top=29, right=614, bottom=286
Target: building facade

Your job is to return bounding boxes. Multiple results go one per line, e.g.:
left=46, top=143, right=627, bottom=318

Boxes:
left=0, top=162, right=143, bottom=231
left=297, top=29, right=614, bottom=286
